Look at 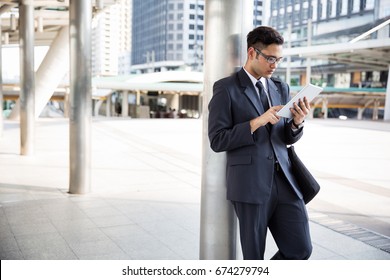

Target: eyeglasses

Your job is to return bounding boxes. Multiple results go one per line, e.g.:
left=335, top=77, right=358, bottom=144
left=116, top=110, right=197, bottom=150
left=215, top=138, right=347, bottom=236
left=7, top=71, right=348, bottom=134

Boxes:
left=254, top=48, right=284, bottom=64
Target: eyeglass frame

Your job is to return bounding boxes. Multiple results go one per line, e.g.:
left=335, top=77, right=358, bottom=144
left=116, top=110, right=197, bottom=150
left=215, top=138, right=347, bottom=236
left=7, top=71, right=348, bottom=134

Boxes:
left=253, top=47, right=284, bottom=64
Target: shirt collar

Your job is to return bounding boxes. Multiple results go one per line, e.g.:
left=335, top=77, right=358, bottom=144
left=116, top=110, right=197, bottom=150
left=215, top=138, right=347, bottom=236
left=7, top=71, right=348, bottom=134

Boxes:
left=243, top=67, right=267, bottom=89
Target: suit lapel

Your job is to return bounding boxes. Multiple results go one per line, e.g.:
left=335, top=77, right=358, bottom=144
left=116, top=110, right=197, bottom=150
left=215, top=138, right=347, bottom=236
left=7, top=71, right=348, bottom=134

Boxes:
left=244, top=87, right=262, bottom=115
left=267, top=78, right=282, bottom=106
left=237, top=69, right=262, bottom=115
left=237, top=70, right=284, bottom=119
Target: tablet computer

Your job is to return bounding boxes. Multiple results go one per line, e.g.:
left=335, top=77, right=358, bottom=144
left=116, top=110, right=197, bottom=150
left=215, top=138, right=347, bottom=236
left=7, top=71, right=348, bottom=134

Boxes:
left=276, top=83, right=323, bottom=118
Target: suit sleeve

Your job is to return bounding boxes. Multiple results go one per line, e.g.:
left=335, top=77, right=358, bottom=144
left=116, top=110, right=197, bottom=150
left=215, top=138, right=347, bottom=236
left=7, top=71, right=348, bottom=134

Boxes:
left=208, top=81, right=255, bottom=152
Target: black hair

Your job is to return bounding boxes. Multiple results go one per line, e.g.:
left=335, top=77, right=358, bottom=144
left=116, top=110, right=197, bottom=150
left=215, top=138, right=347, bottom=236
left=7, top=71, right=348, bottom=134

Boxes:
left=247, top=26, right=284, bottom=50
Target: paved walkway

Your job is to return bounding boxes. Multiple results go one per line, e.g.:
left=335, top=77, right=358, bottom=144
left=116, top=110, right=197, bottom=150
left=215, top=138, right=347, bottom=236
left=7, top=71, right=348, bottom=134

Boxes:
left=0, top=118, right=389, bottom=260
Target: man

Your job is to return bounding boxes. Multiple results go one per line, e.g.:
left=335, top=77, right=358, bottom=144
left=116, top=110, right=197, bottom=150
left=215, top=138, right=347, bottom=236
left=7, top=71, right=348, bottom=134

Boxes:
left=208, top=26, right=312, bottom=260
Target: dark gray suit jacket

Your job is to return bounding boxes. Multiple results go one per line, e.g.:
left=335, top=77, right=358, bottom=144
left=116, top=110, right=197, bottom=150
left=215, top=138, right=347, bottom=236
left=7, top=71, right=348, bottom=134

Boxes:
left=208, top=68, right=304, bottom=204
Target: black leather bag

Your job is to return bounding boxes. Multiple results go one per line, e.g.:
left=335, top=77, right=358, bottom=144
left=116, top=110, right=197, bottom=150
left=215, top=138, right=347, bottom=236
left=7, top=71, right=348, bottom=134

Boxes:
left=287, top=145, right=320, bottom=204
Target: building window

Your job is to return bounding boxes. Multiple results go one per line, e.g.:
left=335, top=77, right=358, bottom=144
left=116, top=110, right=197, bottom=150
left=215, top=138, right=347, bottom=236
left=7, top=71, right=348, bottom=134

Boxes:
left=190, top=4, right=195, bottom=9
left=189, top=24, right=195, bottom=30
left=303, top=8, right=309, bottom=20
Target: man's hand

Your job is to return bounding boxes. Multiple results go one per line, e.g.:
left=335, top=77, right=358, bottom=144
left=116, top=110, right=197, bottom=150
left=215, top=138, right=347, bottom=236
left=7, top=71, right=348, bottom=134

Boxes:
left=290, top=97, right=310, bottom=126
left=250, top=105, right=283, bottom=133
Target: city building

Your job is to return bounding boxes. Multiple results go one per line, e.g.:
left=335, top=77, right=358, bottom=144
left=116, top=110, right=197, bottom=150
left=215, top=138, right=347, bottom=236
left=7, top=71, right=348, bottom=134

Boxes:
left=254, top=0, right=268, bottom=26
left=92, top=0, right=132, bottom=76
left=131, top=0, right=205, bottom=73
left=268, top=0, right=390, bottom=87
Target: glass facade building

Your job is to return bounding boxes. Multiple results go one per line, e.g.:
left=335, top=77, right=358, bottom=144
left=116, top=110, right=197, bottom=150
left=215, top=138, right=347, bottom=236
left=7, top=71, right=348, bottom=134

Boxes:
left=268, top=0, right=387, bottom=46
left=131, top=0, right=205, bottom=73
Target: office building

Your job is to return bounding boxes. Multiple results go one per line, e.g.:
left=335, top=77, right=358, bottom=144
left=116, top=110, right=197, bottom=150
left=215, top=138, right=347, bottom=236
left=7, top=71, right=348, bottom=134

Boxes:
left=92, top=0, right=132, bottom=76
left=131, top=0, right=205, bottom=73
left=267, top=0, right=390, bottom=87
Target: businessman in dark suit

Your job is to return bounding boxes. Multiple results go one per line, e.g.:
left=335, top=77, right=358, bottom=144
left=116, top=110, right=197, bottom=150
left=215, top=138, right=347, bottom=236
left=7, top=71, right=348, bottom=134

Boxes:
left=208, top=26, right=312, bottom=260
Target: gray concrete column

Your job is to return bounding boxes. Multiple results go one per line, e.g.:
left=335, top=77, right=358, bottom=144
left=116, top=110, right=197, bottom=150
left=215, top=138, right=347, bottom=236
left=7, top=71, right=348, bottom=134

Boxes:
left=19, top=1, right=35, bottom=156
left=122, top=91, right=128, bottom=117
left=357, top=108, right=364, bottom=120
left=200, top=0, right=253, bottom=260
left=106, top=93, right=111, bottom=117
left=8, top=26, right=69, bottom=120
left=35, top=26, right=69, bottom=118
left=69, top=0, right=92, bottom=194
left=136, top=91, right=141, bottom=106
left=322, top=98, right=328, bottom=119
left=373, top=99, right=380, bottom=121
left=384, top=65, right=390, bottom=121
left=63, top=87, right=70, bottom=118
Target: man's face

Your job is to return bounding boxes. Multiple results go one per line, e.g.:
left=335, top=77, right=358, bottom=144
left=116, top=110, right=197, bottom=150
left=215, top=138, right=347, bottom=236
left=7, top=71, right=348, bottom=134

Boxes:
left=247, top=43, right=283, bottom=79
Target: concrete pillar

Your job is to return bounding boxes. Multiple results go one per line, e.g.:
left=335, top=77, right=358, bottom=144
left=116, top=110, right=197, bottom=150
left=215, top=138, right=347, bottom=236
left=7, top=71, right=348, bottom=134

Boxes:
left=9, top=26, right=69, bottom=120
left=35, top=27, right=69, bottom=118
left=122, top=90, right=128, bottom=117
left=384, top=65, right=390, bottom=121
left=69, top=0, right=92, bottom=194
left=373, top=99, right=380, bottom=120
left=357, top=108, right=364, bottom=120
left=94, top=99, right=104, bottom=116
left=19, top=1, right=35, bottom=156
left=171, top=93, right=180, bottom=113
left=322, top=98, right=328, bottom=119
left=64, top=87, right=69, bottom=118
left=200, top=0, right=252, bottom=260
left=136, top=91, right=141, bottom=106
left=106, top=93, right=112, bottom=117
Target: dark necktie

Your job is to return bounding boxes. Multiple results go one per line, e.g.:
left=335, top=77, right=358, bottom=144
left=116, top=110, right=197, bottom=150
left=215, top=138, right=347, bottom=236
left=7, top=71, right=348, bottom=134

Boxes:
left=256, top=81, right=269, bottom=111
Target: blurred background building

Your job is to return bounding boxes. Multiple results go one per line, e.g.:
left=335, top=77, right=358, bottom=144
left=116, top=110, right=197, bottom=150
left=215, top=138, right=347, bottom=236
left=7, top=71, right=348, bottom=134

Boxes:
left=131, top=0, right=205, bottom=73
left=1, top=0, right=389, bottom=120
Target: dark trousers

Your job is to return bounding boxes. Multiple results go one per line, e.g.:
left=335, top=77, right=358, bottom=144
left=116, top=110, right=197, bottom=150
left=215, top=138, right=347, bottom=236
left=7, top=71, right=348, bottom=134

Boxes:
left=232, top=166, right=312, bottom=260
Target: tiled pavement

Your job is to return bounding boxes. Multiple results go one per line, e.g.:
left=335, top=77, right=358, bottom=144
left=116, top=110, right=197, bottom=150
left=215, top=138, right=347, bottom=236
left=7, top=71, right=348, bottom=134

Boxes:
left=0, top=118, right=389, bottom=260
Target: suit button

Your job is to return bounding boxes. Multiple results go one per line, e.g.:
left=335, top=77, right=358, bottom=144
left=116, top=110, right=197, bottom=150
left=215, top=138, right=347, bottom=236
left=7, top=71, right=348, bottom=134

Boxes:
left=268, top=155, right=274, bottom=160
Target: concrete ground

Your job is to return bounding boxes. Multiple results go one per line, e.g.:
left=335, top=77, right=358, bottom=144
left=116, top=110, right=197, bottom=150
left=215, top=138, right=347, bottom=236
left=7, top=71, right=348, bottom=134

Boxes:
left=0, top=117, right=389, bottom=260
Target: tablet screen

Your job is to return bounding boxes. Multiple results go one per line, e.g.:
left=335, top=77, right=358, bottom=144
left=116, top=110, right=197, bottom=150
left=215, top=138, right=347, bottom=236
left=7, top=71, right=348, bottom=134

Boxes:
left=276, top=84, right=323, bottom=118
